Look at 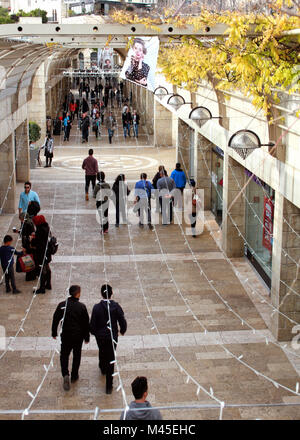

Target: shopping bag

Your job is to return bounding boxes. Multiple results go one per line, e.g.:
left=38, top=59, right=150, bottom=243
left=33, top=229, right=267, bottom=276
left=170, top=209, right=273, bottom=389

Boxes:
left=17, top=254, right=35, bottom=273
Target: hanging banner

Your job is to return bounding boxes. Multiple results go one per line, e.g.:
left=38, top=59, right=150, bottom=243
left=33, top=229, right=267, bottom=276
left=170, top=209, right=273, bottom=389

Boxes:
left=262, top=196, right=274, bottom=252
left=99, top=47, right=114, bottom=70
left=120, top=37, right=159, bottom=92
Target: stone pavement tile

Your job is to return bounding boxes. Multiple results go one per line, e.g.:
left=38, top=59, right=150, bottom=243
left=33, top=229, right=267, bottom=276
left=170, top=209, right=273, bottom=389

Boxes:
left=238, top=406, right=300, bottom=420
left=168, top=333, right=197, bottom=347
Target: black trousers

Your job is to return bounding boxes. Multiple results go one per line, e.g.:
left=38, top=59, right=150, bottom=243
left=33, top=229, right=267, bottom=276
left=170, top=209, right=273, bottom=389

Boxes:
left=45, top=154, right=53, bottom=167
left=96, top=337, right=116, bottom=389
left=39, top=263, right=51, bottom=290
left=60, top=334, right=84, bottom=378
left=85, top=175, right=96, bottom=194
left=82, top=129, right=89, bottom=142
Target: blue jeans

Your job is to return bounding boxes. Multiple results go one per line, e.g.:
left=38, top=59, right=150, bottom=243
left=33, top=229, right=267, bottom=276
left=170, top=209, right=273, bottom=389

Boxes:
left=133, top=123, right=138, bottom=137
left=123, top=124, right=131, bottom=137
left=108, top=129, right=114, bottom=143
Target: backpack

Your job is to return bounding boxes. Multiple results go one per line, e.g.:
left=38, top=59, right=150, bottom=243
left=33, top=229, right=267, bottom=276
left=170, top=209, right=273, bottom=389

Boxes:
left=48, top=233, right=58, bottom=256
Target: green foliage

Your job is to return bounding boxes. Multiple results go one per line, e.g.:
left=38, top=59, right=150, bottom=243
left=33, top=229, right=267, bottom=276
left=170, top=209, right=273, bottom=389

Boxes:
left=17, top=8, right=48, bottom=23
left=111, top=4, right=300, bottom=115
left=29, top=121, right=41, bottom=143
left=0, top=6, right=14, bottom=23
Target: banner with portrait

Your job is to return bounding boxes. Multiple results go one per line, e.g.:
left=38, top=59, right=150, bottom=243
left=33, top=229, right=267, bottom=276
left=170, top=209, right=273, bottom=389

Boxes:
left=120, top=37, right=159, bottom=92
left=98, top=47, right=114, bottom=70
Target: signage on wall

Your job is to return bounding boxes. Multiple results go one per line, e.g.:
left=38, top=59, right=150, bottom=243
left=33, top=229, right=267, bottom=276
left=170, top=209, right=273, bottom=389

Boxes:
left=262, top=196, right=274, bottom=252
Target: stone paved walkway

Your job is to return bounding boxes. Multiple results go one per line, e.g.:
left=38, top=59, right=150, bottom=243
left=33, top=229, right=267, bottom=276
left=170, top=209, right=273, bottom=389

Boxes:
left=0, top=107, right=300, bottom=420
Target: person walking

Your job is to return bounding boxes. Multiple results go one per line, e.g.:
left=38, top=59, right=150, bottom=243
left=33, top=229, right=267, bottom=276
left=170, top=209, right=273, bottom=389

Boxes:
left=31, top=215, right=52, bottom=294
left=85, top=83, right=90, bottom=100
left=152, top=165, right=165, bottom=213
left=132, top=110, right=140, bottom=138
left=90, top=284, right=127, bottom=394
left=98, top=82, right=103, bottom=101
left=134, top=173, right=154, bottom=230
left=63, top=112, right=71, bottom=142
left=81, top=112, right=90, bottom=143
left=105, top=111, right=116, bottom=144
left=112, top=174, right=130, bottom=227
left=170, top=162, right=187, bottom=210
left=122, top=107, right=132, bottom=139
left=18, top=181, right=40, bottom=219
left=120, top=377, right=162, bottom=420
left=93, top=171, right=111, bottom=234
left=170, top=162, right=187, bottom=194
left=157, top=169, right=176, bottom=225
left=52, top=285, right=90, bottom=391
left=82, top=149, right=99, bottom=201
left=92, top=113, right=101, bottom=139
left=0, top=235, right=22, bottom=294
left=82, top=97, right=89, bottom=114
left=69, top=100, right=76, bottom=122
left=42, top=133, right=54, bottom=168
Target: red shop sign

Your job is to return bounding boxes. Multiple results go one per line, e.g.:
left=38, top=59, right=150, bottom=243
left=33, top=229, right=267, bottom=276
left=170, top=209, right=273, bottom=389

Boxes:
left=262, top=196, right=274, bottom=252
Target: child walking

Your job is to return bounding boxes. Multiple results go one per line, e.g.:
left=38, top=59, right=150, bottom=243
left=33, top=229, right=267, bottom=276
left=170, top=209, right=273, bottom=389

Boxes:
left=0, top=235, right=23, bottom=293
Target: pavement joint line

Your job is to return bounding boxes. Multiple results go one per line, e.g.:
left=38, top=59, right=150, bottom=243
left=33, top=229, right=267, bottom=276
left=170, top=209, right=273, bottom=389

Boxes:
left=2, top=329, right=274, bottom=351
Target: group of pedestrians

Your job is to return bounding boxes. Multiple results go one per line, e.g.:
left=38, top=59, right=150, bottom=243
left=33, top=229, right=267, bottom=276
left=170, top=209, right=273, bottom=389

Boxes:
left=81, top=150, right=193, bottom=234
left=51, top=283, right=126, bottom=395
left=0, top=181, right=55, bottom=295
left=51, top=283, right=162, bottom=420
left=122, top=103, right=140, bottom=139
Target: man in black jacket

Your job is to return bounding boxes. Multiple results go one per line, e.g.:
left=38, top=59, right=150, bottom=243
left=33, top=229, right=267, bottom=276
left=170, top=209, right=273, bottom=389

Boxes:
left=81, top=112, right=90, bottom=143
left=90, top=284, right=127, bottom=394
left=52, top=285, right=90, bottom=391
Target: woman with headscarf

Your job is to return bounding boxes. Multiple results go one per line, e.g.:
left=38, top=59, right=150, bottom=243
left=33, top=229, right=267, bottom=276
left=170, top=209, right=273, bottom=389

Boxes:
left=31, top=215, right=52, bottom=294
left=112, top=174, right=130, bottom=227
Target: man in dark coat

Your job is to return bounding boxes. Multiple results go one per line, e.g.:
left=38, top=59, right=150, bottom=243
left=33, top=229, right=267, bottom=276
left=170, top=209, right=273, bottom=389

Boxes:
left=52, top=285, right=90, bottom=391
left=90, top=284, right=127, bottom=394
left=81, top=112, right=90, bottom=143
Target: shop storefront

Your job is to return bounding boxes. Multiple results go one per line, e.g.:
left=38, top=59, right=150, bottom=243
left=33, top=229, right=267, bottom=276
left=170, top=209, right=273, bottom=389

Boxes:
left=211, top=146, right=224, bottom=225
left=245, top=170, right=275, bottom=288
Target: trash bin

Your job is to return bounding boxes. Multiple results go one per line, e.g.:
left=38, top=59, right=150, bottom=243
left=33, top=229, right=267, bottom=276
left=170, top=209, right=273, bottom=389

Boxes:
left=30, top=143, right=39, bottom=169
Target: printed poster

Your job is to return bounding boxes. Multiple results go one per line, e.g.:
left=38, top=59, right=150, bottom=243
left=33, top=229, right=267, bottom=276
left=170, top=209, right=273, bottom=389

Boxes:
left=120, top=37, right=159, bottom=92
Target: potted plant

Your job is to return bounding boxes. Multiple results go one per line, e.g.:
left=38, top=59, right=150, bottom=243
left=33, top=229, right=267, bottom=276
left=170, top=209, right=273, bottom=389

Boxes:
left=28, top=121, right=41, bottom=168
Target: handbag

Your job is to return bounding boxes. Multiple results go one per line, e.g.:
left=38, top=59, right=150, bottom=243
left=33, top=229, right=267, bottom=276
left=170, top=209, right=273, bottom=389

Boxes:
left=17, top=254, right=35, bottom=273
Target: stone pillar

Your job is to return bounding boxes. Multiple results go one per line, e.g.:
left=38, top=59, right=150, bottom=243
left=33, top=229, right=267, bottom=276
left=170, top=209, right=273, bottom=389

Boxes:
left=222, top=155, right=245, bottom=257
left=28, top=62, right=46, bottom=148
left=145, top=89, right=154, bottom=135
left=270, top=195, right=300, bottom=341
left=196, top=132, right=212, bottom=210
left=0, top=134, right=16, bottom=214
left=154, top=100, right=173, bottom=147
left=16, top=121, right=30, bottom=182
left=176, top=118, right=190, bottom=173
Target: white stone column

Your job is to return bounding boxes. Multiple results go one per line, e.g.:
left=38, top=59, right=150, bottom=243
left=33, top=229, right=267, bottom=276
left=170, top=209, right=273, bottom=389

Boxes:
left=0, top=134, right=16, bottom=214
left=28, top=62, right=46, bottom=148
left=154, top=100, right=173, bottom=147
left=196, top=132, right=212, bottom=210
left=222, top=155, right=245, bottom=257
left=16, top=121, right=30, bottom=183
left=270, top=195, right=300, bottom=341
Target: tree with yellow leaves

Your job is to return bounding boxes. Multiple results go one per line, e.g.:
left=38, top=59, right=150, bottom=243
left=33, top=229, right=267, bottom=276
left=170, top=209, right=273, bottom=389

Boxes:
left=110, top=0, right=300, bottom=116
